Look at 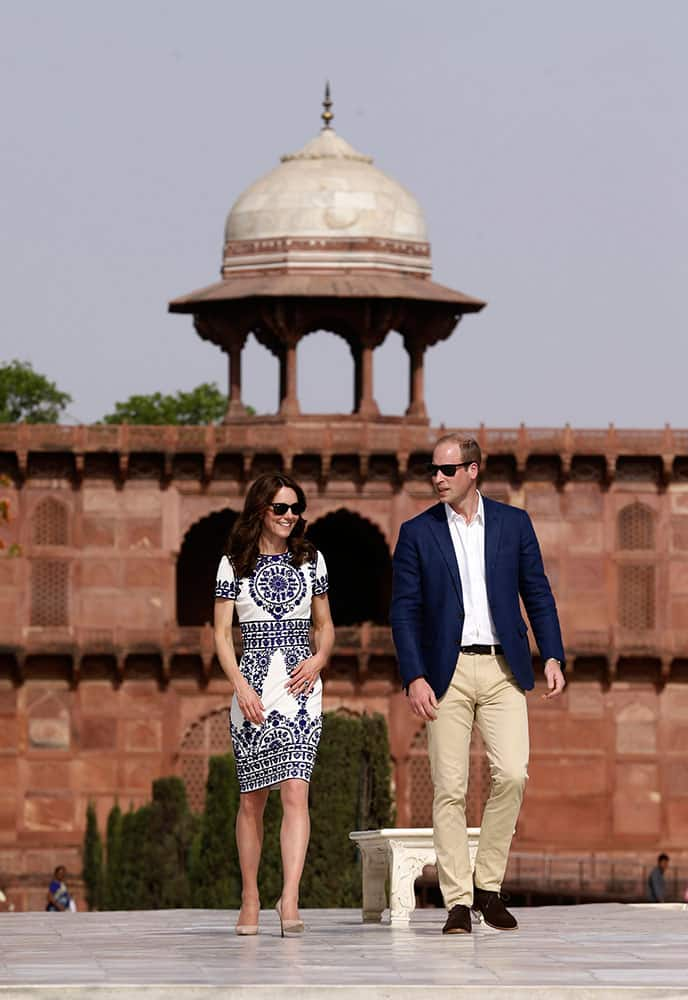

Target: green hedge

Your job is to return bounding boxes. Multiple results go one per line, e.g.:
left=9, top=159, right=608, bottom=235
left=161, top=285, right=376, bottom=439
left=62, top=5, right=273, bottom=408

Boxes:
left=84, top=711, right=393, bottom=910
left=82, top=801, right=103, bottom=911
left=190, top=754, right=241, bottom=908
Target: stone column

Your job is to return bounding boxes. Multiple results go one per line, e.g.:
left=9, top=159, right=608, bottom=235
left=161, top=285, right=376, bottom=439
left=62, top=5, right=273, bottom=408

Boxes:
left=279, top=335, right=301, bottom=417
left=193, top=317, right=249, bottom=421
left=352, top=344, right=363, bottom=413
left=224, top=339, right=248, bottom=419
left=356, top=337, right=380, bottom=419
left=405, top=338, right=428, bottom=419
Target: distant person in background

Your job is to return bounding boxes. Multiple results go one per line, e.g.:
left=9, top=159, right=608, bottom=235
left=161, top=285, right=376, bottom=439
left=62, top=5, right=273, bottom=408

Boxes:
left=46, top=865, right=75, bottom=912
left=647, top=853, right=670, bottom=902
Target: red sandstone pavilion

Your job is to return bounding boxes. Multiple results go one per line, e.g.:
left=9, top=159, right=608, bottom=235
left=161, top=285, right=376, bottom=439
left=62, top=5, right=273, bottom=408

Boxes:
left=1, top=94, right=687, bottom=911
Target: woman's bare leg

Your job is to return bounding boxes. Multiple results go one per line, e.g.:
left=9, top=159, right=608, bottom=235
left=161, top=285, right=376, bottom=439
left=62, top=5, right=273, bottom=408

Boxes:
left=236, top=787, right=270, bottom=923
left=279, top=779, right=310, bottom=920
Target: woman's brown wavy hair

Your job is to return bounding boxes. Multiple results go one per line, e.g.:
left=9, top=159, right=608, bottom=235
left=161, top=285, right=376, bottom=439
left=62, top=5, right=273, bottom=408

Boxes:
left=226, top=472, right=316, bottom=578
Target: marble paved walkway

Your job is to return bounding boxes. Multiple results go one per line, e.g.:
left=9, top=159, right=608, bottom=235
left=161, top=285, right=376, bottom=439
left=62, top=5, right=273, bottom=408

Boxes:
left=0, top=903, right=687, bottom=998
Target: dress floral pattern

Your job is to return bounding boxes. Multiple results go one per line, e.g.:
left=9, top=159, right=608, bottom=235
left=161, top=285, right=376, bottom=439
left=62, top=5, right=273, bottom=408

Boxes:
left=215, top=550, right=328, bottom=793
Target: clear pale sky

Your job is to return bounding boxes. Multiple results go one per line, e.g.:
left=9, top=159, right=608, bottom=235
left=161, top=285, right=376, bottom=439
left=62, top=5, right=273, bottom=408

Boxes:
left=1, top=0, right=686, bottom=428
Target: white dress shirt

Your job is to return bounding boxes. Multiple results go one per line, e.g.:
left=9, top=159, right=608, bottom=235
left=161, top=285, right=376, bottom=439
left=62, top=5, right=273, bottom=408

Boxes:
left=445, top=492, right=500, bottom=645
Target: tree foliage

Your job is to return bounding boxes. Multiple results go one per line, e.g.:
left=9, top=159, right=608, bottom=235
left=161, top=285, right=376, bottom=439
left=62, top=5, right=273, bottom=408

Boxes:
left=0, top=474, right=20, bottom=556
left=101, top=383, right=229, bottom=425
left=146, top=777, right=197, bottom=908
left=82, top=801, right=104, bottom=911
left=0, top=360, right=71, bottom=423
left=300, top=713, right=364, bottom=907
left=118, top=805, right=154, bottom=910
left=190, top=754, right=241, bottom=908
left=360, top=713, right=395, bottom=830
left=103, top=802, right=123, bottom=910
left=93, top=711, right=393, bottom=910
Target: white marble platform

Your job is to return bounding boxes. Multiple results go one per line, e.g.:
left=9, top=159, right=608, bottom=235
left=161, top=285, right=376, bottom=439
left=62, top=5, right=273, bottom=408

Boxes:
left=0, top=904, right=687, bottom=998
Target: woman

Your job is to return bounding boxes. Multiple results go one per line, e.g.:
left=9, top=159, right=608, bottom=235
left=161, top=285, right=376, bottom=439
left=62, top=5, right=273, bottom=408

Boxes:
left=214, top=472, right=335, bottom=937
left=46, top=865, right=75, bottom=912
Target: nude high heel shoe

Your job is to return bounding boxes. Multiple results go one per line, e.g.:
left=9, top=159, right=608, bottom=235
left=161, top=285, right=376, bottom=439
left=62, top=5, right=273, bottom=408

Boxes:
left=275, top=898, right=304, bottom=937
left=235, top=900, right=260, bottom=936
left=235, top=922, right=258, bottom=936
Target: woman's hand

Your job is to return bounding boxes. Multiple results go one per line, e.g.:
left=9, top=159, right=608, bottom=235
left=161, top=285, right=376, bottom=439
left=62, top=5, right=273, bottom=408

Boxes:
left=235, top=681, right=265, bottom=725
left=286, top=655, right=323, bottom=698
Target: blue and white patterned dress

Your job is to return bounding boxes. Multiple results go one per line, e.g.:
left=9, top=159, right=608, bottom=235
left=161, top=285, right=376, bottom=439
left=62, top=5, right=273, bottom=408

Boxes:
left=215, top=550, right=328, bottom=793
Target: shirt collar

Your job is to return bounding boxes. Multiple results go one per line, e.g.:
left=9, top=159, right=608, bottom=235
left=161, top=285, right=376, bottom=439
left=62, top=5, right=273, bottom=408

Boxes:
left=445, top=491, right=484, bottom=526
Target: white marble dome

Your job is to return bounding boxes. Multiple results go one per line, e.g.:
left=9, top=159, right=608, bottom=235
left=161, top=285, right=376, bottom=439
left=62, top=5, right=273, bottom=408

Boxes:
left=225, top=128, right=428, bottom=245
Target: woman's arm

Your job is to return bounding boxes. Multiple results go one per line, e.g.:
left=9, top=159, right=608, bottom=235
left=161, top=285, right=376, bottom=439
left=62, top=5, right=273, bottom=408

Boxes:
left=46, top=886, right=66, bottom=911
left=213, top=598, right=265, bottom=725
left=311, top=592, right=335, bottom=665
left=285, top=593, right=335, bottom=697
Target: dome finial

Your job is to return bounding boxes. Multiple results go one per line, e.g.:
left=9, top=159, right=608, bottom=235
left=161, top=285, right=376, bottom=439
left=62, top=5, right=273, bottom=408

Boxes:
left=321, top=81, right=334, bottom=130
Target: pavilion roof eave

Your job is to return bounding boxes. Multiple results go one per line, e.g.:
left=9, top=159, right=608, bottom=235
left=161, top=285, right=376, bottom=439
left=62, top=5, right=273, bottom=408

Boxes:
left=168, top=272, right=486, bottom=314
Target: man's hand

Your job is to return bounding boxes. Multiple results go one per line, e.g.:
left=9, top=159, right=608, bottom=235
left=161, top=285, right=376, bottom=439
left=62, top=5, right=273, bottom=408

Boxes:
left=542, top=659, right=566, bottom=700
left=408, top=677, right=439, bottom=721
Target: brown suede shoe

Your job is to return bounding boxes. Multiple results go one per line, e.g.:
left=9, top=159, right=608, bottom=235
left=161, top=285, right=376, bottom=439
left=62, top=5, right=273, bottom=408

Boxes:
left=472, top=887, right=518, bottom=930
left=442, top=904, right=472, bottom=934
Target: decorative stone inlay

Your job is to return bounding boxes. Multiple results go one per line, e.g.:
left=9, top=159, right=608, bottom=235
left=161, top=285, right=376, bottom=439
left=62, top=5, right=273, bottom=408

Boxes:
left=222, top=236, right=432, bottom=278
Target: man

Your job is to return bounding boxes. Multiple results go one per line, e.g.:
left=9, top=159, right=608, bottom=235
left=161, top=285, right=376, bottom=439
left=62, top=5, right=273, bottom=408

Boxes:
left=391, top=434, right=565, bottom=935
left=647, top=853, right=670, bottom=902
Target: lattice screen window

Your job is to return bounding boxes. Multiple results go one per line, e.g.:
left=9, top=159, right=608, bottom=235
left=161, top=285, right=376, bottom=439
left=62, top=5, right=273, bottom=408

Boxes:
left=177, top=708, right=232, bottom=812
left=32, top=497, right=69, bottom=546
left=31, top=561, right=69, bottom=626
left=617, top=503, right=655, bottom=550
left=408, top=725, right=490, bottom=828
left=618, top=564, right=655, bottom=630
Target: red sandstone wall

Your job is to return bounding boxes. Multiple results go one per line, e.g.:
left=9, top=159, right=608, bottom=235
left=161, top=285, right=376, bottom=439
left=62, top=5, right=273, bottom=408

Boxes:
left=1, top=435, right=688, bottom=909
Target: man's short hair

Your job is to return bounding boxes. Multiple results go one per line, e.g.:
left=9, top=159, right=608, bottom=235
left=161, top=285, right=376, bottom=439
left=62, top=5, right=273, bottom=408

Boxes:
left=434, top=433, right=482, bottom=469
left=658, top=853, right=670, bottom=864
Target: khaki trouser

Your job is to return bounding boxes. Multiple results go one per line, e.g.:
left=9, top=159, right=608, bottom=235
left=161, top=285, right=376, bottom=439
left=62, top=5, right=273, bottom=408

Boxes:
left=427, top=651, right=529, bottom=909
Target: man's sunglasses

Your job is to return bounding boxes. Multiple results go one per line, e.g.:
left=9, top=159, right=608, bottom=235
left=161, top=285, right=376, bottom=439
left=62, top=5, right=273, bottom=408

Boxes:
left=269, top=502, right=305, bottom=516
left=426, top=462, right=473, bottom=477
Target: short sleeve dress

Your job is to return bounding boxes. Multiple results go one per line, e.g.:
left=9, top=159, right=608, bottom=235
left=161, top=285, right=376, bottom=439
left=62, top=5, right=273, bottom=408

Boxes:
left=215, top=550, right=329, bottom=793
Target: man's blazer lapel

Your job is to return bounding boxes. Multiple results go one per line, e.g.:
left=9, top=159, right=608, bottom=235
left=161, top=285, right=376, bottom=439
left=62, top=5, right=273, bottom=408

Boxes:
left=428, top=503, right=463, bottom=609
left=483, top=496, right=504, bottom=591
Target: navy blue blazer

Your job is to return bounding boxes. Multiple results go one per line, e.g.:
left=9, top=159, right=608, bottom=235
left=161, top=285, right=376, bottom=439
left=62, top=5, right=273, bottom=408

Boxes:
left=391, top=497, right=565, bottom=698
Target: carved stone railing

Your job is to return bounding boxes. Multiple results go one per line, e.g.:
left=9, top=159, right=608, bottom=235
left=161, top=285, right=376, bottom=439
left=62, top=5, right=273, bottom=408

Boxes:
left=0, top=622, right=399, bottom=685
left=505, top=852, right=688, bottom=903
left=0, top=421, right=686, bottom=486
left=1, top=621, right=687, bottom=685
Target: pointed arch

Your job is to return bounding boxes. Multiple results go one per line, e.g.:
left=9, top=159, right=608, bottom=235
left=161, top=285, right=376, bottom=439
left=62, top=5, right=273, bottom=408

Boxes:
left=306, top=509, right=392, bottom=625
left=176, top=508, right=239, bottom=626
left=176, top=706, right=233, bottom=811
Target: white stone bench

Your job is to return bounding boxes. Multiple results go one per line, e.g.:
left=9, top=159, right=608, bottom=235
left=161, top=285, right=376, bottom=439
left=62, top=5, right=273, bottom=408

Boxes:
left=349, top=827, right=480, bottom=925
